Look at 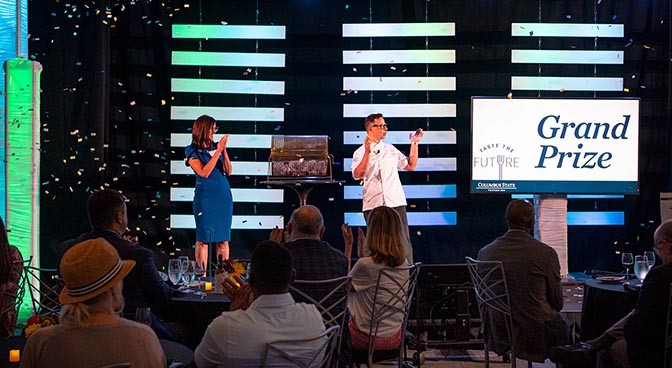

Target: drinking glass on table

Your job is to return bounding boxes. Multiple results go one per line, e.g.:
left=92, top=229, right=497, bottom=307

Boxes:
left=634, top=255, right=649, bottom=282
left=621, top=252, right=634, bottom=280
left=182, top=260, right=196, bottom=286
left=134, top=307, right=152, bottom=326
left=194, top=262, right=207, bottom=295
left=168, top=259, right=182, bottom=286
left=178, top=256, right=189, bottom=288
left=644, top=251, right=656, bottom=269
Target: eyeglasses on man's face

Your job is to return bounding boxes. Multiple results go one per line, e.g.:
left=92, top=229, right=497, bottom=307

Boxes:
left=371, top=123, right=388, bottom=129
left=653, top=239, right=666, bottom=254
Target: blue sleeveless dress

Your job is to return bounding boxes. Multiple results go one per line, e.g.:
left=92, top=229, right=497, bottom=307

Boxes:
left=185, top=143, right=233, bottom=242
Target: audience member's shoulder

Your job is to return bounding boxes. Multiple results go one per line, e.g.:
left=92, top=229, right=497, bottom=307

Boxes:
left=119, top=318, right=158, bottom=335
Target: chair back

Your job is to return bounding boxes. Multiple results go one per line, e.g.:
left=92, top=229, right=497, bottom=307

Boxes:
left=465, top=256, right=515, bottom=368
left=290, top=275, right=352, bottom=364
left=665, top=283, right=672, bottom=368
left=261, top=325, right=340, bottom=368
left=359, top=262, right=421, bottom=367
left=22, top=256, right=63, bottom=316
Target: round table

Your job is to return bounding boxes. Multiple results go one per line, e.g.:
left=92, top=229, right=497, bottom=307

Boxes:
left=579, top=278, right=639, bottom=340
left=172, top=285, right=231, bottom=349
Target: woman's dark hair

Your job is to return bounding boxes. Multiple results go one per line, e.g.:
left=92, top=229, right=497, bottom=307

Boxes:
left=0, top=217, right=12, bottom=284
left=191, top=115, right=216, bottom=149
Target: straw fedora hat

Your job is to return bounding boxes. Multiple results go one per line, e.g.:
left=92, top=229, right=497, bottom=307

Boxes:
left=59, top=238, right=135, bottom=304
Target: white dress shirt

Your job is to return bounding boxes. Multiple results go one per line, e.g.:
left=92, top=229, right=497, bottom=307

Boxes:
left=194, top=293, right=326, bottom=367
left=351, top=141, right=408, bottom=211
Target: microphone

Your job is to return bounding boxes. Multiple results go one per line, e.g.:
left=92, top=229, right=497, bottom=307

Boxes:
left=375, top=150, right=380, bottom=154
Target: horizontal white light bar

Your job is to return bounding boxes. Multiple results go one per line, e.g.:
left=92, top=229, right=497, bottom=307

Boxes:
left=343, top=77, right=456, bottom=91
left=171, top=214, right=284, bottom=230
left=344, top=104, right=456, bottom=118
left=170, top=134, right=273, bottom=148
left=171, top=78, right=285, bottom=95
left=567, top=212, right=624, bottom=226
left=511, top=76, right=624, bottom=91
left=511, top=50, right=624, bottom=64
left=344, top=212, right=457, bottom=226
left=343, top=131, right=456, bottom=145
left=171, top=187, right=284, bottom=203
left=511, top=23, right=624, bottom=38
left=171, top=106, right=284, bottom=122
left=344, top=184, right=456, bottom=200
left=343, top=50, right=456, bottom=64
left=172, top=51, right=286, bottom=67
left=171, top=161, right=268, bottom=176
left=511, top=194, right=625, bottom=199
left=343, top=158, right=456, bottom=172
left=172, top=25, right=286, bottom=39
left=343, top=23, right=455, bottom=37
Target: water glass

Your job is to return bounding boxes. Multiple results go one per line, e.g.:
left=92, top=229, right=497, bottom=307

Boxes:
left=621, top=252, right=634, bottom=279
left=167, top=259, right=182, bottom=286
left=134, top=307, right=152, bottom=326
left=633, top=255, right=649, bottom=282
left=644, top=251, right=655, bottom=269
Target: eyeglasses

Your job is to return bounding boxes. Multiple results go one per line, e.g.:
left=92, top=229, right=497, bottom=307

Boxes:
left=211, top=126, right=219, bottom=133
left=653, top=239, right=666, bottom=254
left=371, top=123, right=388, bottom=129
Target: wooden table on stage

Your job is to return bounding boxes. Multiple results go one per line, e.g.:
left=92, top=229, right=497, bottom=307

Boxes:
left=172, top=283, right=231, bottom=349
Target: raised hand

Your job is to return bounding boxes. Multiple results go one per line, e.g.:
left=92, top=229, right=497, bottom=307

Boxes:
left=357, top=227, right=367, bottom=258
left=364, top=136, right=372, bottom=153
left=223, top=274, right=253, bottom=311
left=269, top=226, right=285, bottom=244
left=341, top=223, right=353, bottom=260
left=409, top=128, right=424, bottom=143
left=217, top=134, right=229, bottom=152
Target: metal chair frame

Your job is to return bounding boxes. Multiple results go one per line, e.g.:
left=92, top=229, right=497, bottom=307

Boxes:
left=290, top=275, right=352, bottom=365
left=22, top=256, right=62, bottom=317
left=465, top=256, right=519, bottom=368
left=261, top=325, right=340, bottom=368
left=352, top=262, right=421, bottom=368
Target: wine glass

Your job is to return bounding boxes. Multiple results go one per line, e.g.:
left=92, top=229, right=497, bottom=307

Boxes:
left=134, top=307, right=152, bottom=326
left=644, top=251, right=656, bottom=269
left=178, top=256, right=189, bottom=288
left=633, top=255, right=649, bottom=282
left=167, top=259, right=182, bottom=286
left=194, top=262, right=207, bottom=296
left=621, top=252, right=634, bottom=280
left=183, top=260, right=196, bottom=288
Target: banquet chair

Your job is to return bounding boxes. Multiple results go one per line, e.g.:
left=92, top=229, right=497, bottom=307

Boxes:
left=22, top=257, right=63, bottom=316
left=465, top=257, right=535, bottom=368
left=261, top=325, right=340, bottom=368
left=290, top=275, right=352, bottom=364
left=350, top=262, right=421, bottom=368
left=665, top=283, right=672, bottom=368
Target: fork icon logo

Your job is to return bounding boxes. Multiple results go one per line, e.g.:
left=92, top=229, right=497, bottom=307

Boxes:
left=497, top=155, right=505, bottom=180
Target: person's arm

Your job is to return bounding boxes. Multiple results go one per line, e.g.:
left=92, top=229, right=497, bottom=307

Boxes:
left=404, top=128, right=423, bottom=171
left=353, top=136, right=372, bottom=179
left=187, top=136, right=228, bottom=178
left=220, top=136, right=233, bottom=175
left=546, top=250, right=564, bottom=312
left=341, top=224, right=354, bottom=272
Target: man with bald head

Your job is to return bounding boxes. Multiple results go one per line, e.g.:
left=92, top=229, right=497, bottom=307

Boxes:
left=282, top=205, right=349, bottom=284
left=478, top=199, right=567, bottom=362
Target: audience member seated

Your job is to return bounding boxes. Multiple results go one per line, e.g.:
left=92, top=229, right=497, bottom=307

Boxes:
left=21, top=238, right=166, bottom=368
left=478, top=199, right=569, bottom=362
left=0, top=217, right=23, bottom=338
left=274, top=205, right=349, bottom=304
left=58, top=189, right=177, bottom=341
left=344, top=206, right=410, bottom=352
left=193, top=240, right=327, bottom=367
left=554, top=219, right=672, bottom=368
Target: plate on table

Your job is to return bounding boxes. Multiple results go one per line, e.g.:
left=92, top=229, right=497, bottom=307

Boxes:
left=596, top=276, right=625, bottom=284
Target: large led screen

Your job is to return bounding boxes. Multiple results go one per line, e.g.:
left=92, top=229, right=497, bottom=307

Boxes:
left=471, top=98, right=639, bottom=194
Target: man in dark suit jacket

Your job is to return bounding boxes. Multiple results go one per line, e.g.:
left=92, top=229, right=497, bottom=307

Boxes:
left=585, top=220, right=672, bottom=368
left=478, top=199, right=568, bottom=362
left=58, top=189, right=175, bottom=340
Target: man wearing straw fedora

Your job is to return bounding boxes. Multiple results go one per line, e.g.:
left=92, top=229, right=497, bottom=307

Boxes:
left=21, top=238, right=166, bottom=368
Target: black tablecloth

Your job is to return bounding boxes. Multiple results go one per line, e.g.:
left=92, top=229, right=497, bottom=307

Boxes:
left=579, top=278, right=639, bottom=340
left=171, top=285, right=231, bottom=349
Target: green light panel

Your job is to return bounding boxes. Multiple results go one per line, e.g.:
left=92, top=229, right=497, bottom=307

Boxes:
left=5, top=58, right=41, bottom=321
left=171, top=78, right=285, bottom=95
left=172, top=51, right=285, bottom=67
left=173, top=24, right=285, bottom=39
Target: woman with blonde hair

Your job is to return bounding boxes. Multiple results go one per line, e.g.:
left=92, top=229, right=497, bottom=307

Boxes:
left=343, top=206, right=410, bottom=353
left=185, top=114, right=234, bottom=267
left=21, top=238, right=166, bottom=368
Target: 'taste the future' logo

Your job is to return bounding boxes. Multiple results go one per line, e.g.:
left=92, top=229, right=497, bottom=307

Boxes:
left=473, top=143, right=520, bottom=180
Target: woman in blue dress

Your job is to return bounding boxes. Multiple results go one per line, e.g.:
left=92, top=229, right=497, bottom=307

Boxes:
left=185, top=115, right=233, bottom=268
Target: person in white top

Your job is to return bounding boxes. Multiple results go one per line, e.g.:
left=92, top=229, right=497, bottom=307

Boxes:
left=193, top=241, right=327, bottom=368
left=351, top=113, right=423, bottom=262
